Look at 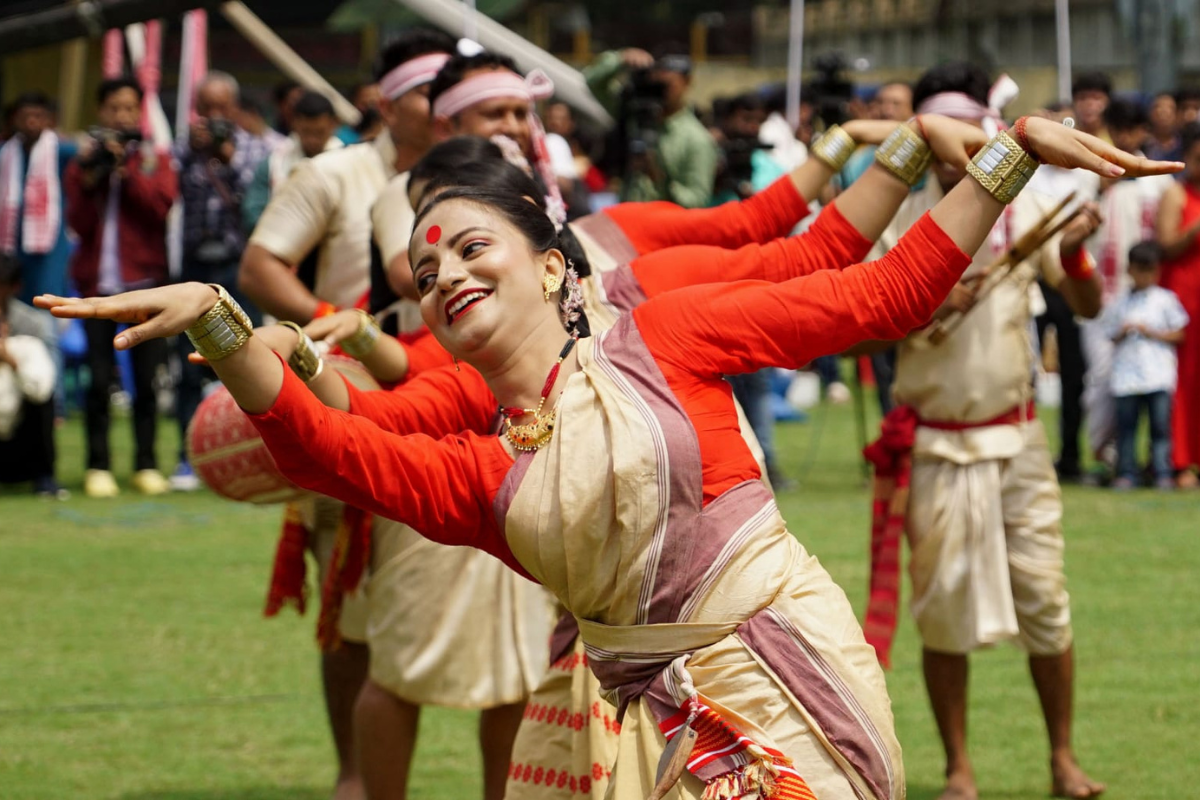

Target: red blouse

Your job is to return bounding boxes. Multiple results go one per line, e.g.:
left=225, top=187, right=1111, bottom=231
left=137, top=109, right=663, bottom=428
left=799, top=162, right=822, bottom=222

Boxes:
left=252, top=213, right=969, bottom=574
left=603, top=176, right=809, bottom=255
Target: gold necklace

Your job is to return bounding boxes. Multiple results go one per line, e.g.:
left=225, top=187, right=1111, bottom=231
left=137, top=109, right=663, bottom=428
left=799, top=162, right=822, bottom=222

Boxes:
left=501, top=336, right=578, bottom=452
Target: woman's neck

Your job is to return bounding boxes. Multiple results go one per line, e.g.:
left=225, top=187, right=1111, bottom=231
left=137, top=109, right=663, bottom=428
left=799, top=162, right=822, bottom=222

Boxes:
left=477, top=318, right=580, bottom=414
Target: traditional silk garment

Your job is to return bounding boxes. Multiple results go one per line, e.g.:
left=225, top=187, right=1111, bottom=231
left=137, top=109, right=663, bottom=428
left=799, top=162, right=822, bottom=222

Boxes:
left=344, top=198, right=874, bottom=797
left=252, top=212, right=970, bottom=798
left=1162, top=183, right=1200, bottom=471
left=869, top=180, right=1076, bottom=658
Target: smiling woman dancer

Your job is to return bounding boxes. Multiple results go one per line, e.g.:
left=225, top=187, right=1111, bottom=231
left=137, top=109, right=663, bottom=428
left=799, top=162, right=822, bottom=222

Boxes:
left=38, top=119, right=1177, bottom=799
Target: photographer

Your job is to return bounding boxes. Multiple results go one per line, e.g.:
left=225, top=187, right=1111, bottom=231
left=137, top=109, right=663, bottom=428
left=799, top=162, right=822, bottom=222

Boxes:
left=586, top=46, right=718, bottom=207
left=172, top=72, right=260, bottom=490
left=712, top=92, right=784, bottom=203
left=65, top=76, right=177, bottom=498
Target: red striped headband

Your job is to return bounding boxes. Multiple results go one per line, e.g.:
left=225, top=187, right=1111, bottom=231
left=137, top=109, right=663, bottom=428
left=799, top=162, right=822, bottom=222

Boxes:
left=432, top=68, right=554, bottom=118
left=379, top=52, right=452, bottom=100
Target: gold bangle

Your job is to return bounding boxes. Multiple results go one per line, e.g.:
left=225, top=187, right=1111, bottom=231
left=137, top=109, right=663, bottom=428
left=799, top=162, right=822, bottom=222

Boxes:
left=339, top=310, right=382, bottom=360
left=186, top=284, right=253, bottom=362
left=965, top=130, right=1039, bottom=205
left=874, top=124, right=933, bottom=187
left=809, top=124, right=857, bottom=172
left=280, top=321, right=324, bottom=383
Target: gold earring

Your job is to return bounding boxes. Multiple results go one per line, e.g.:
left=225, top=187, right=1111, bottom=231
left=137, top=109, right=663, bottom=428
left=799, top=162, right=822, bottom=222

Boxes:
left=543, top=274, right=562, bottom=302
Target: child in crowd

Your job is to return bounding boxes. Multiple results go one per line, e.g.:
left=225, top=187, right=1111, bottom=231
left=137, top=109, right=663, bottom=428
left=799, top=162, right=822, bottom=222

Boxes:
left=1105, top=241, right=1190, bottom=489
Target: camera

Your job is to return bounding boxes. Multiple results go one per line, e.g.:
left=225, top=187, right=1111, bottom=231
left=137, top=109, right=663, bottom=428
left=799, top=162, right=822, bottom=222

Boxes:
left=80, top=126, right=143, bottom=175
left=715, top=135, right=773, bottom=200
left=808, top=52, right=855, bottom=127
left=204, top=117, right=236, bottom=151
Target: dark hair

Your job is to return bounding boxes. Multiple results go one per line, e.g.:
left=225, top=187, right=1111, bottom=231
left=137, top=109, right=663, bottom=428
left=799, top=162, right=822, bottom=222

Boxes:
left=0, top=252, right=20, bottom=286
left=97, top=77, right=143, bottom=106
left=375, top=28, right=457, bottom=82
left=410, top=138, right=594, bottom=279
left=273, top=80, right=300, bottom=105
left=413, top=187, right=591, bottom=335
left=428, top=51, right=520, bottom=110
left=1072, top=71, right=1113, bottom=99
left=292, top=91, right=336, bottom=120
left=237, top=94, right=265, bottom=116
left=1182, top=121, right=1200, bottom=156
left=11, top=91, right=55, bottom=115
left=725, top=92, right=765, bottom=117
left=1128, top=240, right=1163, bottom=268
left=912, top=62, right=990, bottom=109
left=1103, top=97, right=1148, bottom=132
left=1175, top=86, right=1200, bottom=106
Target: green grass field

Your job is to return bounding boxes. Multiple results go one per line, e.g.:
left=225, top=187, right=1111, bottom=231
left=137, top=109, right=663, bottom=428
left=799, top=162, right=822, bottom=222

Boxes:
left=1, top=398, right=1197, bottom=799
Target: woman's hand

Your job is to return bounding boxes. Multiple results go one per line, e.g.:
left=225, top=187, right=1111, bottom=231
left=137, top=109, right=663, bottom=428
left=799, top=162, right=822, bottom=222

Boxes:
left=1023, top=116, right=1183, bottom=178
left=34, top=283, right=220, bottom=350
left=916, top=115, right=991, bottom=169
left=304, top=308, right=362, bottom=347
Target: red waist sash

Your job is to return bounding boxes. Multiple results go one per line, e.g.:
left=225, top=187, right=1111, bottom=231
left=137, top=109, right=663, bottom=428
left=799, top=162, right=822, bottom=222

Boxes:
left=861, top=400, right=1035, bottom=667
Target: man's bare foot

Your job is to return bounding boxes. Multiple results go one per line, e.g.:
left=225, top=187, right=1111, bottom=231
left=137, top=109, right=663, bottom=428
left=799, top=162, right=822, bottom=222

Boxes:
left=937, top=769, right=978, bottom=800
left=1051, top=756, right=1105, bottom=799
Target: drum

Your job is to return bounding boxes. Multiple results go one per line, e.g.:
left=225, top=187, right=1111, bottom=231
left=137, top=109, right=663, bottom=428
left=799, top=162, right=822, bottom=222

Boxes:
left=186, top=357, right=381, bottom=504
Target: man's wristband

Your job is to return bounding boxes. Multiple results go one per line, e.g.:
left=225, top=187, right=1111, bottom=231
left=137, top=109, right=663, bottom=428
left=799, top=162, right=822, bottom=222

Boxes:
left=313, top=300, right=338, bottom=319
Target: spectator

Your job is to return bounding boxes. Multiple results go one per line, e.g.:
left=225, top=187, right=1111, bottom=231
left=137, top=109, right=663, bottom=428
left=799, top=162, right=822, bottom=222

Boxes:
left=874, top=81, right=913, bottom=121
left=242, top=91, right=342, bottom=233
left=1072, top=71, right=1113, bottom=141
left=172, top=72, right=261, bottom=490
left=543, top=99, right=602, bottom=208
left=712, top=92, right=784, bottom=202
left=0, top=255, right=62, bottom=498
left=1078, top=97, right=1175, bottom=479
left=1156, top=121, right=1200, bottom=487
left=337, top=81, right=384, bottom=145
left=0, top=92, right=78, bottom=366
left=272, top=79, right=302, bottom=136
left=1176, top=86, right=1200, bottom=126
left=758, top=87, right=807, bottom=173
left=1145, top=91, right=1182, bottom=163
left=586, top=46, right=718, bottom=207
left=1105, top=242, right=1189, bottom=490
left=64, top=76, right=177, bottom=498
left=233, top=94, right=284, bottom=188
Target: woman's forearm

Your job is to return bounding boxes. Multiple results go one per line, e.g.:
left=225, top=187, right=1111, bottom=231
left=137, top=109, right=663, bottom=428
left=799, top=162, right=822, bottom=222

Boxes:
left=209, top=336, right=287, bottom=415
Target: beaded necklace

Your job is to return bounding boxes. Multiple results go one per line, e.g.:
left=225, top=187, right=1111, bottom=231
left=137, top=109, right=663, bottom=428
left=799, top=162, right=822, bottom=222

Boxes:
left=500, top=335, right=579, bottom=452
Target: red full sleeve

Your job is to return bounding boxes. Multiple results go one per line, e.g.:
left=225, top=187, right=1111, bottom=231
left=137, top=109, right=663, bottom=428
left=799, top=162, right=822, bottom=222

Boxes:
left=249, top=362, right=528, bottom=577
left=633, top=213, right=971, bottom=377
left=343, top=363, right=498, bottom=437
left=628, top=202, right=872, bottom=300
left=601, top=176, right=810, bottom=255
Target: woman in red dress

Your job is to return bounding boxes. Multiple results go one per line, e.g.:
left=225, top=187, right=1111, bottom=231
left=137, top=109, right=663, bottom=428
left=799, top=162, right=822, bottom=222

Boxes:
left=1156, top=122, right=1200, bottom=486
left=37, top=118, right=1175, bottom=799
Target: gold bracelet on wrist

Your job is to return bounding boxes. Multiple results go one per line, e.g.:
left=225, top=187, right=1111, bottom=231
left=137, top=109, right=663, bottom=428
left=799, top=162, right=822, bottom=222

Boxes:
left=280, top=321, right=324, bottom=383
left=965, top=130, right=1039, bottom=205
left=874, top=124, right=933, bottom=187
left=338, top=310, right=382, bottom=360
left=186, top=284, right=254, bottom=362
left=809, top=124, right=857, bottom=172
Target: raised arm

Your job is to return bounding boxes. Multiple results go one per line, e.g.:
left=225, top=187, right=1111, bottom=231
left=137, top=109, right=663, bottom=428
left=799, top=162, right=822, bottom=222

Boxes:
left=633, top=119, right=1182, bottom=376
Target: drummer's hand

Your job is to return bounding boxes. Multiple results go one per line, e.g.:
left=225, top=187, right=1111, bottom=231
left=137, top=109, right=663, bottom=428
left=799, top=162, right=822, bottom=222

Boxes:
left=1023, top=116, right=1183, bottom=178
left=304, top=308, right=360, bottom=347
left=1060, top=201, right=1103, bottom=254
left=916, top=115, right=990, bottom=169
left=35, top=283, right=219, bottom=350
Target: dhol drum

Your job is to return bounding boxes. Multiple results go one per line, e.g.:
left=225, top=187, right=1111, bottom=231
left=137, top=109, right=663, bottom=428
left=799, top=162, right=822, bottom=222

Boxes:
left=187, top=356, right=381, bottom=503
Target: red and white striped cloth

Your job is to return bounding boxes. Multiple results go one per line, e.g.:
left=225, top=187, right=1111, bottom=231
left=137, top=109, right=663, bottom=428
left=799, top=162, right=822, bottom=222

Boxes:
left=0, top=132, right=61, bottom=255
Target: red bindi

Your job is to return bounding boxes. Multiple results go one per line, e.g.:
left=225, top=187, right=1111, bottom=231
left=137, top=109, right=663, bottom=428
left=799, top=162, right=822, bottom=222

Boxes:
left=425, top=225, right=442, bottom=245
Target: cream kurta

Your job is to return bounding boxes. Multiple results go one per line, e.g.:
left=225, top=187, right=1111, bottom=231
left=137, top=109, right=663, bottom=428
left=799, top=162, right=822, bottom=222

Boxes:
left=250, top=131, right=399, bottom=309
left=879, top=178, right=1074, bottom=655
left=496, top=321, right=902, bottom=800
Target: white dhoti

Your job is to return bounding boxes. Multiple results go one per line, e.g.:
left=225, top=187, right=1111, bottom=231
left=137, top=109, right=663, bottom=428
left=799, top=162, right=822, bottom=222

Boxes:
left=906, top=421, right=1072, bottom=656
left=1081, top=317, right=1116, bottom=460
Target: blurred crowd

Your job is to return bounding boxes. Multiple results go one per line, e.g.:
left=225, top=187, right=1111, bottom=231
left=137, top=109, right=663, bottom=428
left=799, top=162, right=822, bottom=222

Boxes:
left=1, top=39, right=1198, bottom=500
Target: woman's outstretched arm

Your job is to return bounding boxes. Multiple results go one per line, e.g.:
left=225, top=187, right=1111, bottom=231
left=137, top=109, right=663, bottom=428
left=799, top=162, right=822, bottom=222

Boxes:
left=633, top=119, right=1182, bottom=376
